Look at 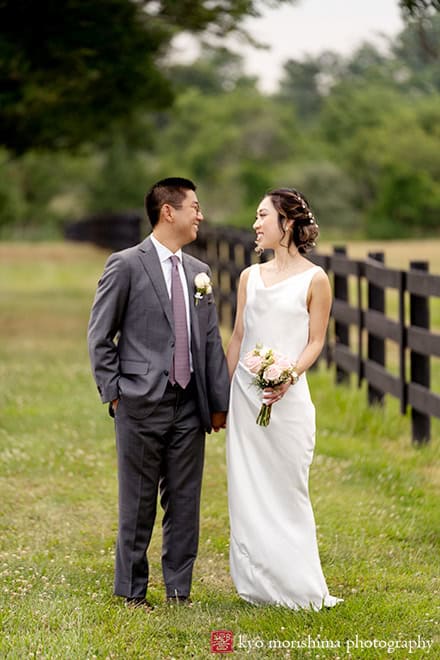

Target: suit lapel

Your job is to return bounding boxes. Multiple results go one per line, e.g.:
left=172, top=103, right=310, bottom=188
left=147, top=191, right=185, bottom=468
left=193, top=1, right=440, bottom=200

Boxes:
left=138, top=236, right=174, bottom=330
left=183, top=253, right=201, bottom=353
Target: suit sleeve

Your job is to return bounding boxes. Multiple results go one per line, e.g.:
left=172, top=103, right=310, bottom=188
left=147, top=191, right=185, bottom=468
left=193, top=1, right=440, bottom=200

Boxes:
left=87, top=252, right=130, bottom=403
left=204, top=268, right=230, bottom=413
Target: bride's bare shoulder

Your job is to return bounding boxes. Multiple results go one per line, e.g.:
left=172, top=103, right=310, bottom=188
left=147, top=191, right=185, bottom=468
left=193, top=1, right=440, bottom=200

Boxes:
left=239, top=265, right=254, bottom=284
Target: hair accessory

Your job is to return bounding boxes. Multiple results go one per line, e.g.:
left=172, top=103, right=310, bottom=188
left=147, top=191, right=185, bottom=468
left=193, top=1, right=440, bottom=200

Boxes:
left=295, top=193, right=306, bottom=209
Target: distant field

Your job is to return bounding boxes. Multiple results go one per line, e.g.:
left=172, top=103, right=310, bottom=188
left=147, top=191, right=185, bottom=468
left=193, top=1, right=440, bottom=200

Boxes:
left=318, top=239, right=440, bottom=274
left=0, top=241, right=439, bottom=659
left=0, top=237, right=439, bottom=271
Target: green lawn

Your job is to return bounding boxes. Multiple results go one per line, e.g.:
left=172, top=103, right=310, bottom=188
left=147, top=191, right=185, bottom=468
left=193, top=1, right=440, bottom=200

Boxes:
left=0, top=243, right=439, bottom=659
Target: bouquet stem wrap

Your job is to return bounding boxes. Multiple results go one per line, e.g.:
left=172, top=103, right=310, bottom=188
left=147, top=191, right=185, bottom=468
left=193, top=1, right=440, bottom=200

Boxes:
left=256, top=403, right=272, bottom=427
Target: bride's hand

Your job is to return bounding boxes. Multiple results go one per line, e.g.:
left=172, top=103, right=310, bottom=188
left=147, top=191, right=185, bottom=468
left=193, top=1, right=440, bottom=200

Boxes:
left=262, top=380, right=291, bottom=406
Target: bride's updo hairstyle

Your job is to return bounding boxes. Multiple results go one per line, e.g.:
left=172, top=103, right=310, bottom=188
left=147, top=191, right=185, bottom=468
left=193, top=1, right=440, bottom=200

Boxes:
left=268, top=187, right=319, bottom=254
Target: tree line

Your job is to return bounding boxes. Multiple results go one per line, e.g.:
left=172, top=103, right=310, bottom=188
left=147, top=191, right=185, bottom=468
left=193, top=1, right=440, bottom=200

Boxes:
left=0, top=1, right=439, bottom=239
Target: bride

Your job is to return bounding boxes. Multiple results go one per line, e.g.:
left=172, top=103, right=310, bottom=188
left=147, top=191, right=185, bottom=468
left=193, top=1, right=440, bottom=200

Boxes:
left=226, top=187, right=342, bottom=610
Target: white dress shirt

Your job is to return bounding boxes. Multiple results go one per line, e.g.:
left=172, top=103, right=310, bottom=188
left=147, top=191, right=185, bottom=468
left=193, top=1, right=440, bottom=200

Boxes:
left=150, top=234, right=193, bottom=370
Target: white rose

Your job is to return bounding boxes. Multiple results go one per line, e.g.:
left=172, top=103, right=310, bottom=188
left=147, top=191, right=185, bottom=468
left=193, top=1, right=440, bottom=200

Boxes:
left=195, top=272, right=211, bottom=288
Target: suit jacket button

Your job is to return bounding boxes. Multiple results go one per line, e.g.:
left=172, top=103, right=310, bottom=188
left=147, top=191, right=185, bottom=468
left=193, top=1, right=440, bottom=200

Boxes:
left=164, top=370, right=169, bottom=376
left=170, top=341, right=175, bottom=348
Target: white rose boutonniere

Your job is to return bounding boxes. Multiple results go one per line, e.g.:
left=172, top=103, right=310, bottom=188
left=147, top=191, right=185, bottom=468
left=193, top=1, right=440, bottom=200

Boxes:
left=194, top=272, right=213, bottom=305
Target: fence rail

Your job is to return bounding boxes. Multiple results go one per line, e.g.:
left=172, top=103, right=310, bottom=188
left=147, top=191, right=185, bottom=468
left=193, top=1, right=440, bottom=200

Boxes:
left=186, top=226, right=440, bottom=444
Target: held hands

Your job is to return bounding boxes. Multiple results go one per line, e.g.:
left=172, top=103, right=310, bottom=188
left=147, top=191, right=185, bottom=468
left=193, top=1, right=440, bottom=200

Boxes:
left=111, top=401, right=227, bottom=431
left=211, top=411, right=227, bottom=433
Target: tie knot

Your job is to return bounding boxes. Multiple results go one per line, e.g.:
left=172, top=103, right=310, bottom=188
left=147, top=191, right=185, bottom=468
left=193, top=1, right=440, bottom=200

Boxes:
left=170, top=255, right=180, bottom=268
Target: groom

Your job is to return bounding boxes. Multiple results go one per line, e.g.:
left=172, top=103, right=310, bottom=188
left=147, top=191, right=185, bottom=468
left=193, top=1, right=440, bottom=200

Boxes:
left=88, top=177, right=229, bottom=608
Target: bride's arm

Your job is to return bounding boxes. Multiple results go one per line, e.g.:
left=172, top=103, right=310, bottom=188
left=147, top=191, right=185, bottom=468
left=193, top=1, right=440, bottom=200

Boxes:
left=295, top=269, right=332, bottom=376
left=226, top=268, right=250, bottom=380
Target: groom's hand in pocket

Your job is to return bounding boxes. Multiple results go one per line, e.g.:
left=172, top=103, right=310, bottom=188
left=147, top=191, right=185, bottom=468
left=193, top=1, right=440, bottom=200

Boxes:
left=211, top=411, right=227, bottom=433
left=108, top=398, right=119, bottom=418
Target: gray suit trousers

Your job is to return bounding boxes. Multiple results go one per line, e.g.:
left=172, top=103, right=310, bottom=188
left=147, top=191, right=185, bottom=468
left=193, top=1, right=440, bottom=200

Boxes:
left=114, top=378, right=205, bottom=599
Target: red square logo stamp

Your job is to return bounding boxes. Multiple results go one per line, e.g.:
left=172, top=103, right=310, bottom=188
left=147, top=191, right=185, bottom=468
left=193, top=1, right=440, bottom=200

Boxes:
left=210, top=630, right=234, bottom=653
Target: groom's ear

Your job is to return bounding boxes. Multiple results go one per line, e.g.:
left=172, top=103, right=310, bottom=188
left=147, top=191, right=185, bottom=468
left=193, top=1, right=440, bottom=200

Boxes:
left=160, top=203, right=174, bottom=224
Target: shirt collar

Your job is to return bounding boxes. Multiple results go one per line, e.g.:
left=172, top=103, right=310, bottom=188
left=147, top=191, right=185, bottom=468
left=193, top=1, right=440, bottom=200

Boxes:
left=151, top=234, right=183, bottom=264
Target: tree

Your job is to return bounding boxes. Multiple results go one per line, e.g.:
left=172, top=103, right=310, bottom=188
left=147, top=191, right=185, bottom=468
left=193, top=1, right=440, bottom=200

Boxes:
left=0, top=0, right=291, bottom=154
left=154, top=73, right=302, bottom=225
left=276, top=54, right=335, bottom=121
left=166, top=45, right=257, bottom=96
left=392, top=13, right=440, bottom=91
left=272, top=160, right=363, bottom=235
left=319, top=76, right=440, bottom=237
left=400, top=0, right=440, bottom=17
left=319, top=82, right=403, bottom=150
left=399, top=0, right=440, bottom=59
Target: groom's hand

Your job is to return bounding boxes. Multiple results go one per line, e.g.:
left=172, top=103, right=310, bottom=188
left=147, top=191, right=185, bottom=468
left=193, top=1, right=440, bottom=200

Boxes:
left=211, top=411, right=227, bottom=432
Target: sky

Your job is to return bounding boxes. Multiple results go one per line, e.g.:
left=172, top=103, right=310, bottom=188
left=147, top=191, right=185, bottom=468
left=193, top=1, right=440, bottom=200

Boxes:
left=172, top=0, right=404, bottom=92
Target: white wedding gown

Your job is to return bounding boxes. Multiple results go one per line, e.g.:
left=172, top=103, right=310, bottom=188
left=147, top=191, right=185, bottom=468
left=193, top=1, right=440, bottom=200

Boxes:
left=227, top=263, right=342, bottom=610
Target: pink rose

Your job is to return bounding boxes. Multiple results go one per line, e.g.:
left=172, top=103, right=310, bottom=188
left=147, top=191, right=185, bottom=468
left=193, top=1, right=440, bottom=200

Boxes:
left=263, top=363, right=284, bottom=382
left=276, top=356, right=293, bottom=371
left=243, top=352, right=263, bottom=374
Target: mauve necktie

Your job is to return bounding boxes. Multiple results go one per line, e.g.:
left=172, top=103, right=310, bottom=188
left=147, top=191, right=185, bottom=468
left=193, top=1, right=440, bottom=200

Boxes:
left=169, top=255, right=191, bottom=388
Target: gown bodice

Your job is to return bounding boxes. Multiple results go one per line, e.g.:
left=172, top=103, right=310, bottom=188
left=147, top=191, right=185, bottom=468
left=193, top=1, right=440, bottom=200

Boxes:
left=241, top=263, right=323, bottom=364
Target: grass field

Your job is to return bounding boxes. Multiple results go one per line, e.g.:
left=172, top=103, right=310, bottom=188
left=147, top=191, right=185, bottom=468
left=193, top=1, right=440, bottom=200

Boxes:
left=0, top=242, right=439, bottom=659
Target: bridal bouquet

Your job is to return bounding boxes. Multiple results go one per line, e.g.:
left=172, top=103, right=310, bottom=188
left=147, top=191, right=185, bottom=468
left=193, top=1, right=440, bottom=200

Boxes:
left=243, top=344, right=298, bottom=427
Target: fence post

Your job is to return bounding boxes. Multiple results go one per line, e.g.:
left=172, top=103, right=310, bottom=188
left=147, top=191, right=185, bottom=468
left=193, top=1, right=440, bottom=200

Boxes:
left=356, top=261, right=363, bottom=388
left=333, top=246, right=349, bottom=384
left=409, top=261, right=431, bottom=444
left=367, top=252, right=385, bottom=406
left=322, top=254, right=332, bottom=369
left=398, top=270, right=407, bottom=415
left=229, top=241, right=238, bottom=331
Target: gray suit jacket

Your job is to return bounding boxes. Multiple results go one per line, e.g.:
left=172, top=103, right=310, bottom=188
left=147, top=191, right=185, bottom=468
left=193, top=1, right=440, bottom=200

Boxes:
left=87, top=236, right=229, bottom=432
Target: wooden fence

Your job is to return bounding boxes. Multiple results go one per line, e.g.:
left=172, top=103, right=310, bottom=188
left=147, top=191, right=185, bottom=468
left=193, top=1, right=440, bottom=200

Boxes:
left=65, top=212, right=142, bottom=251
left=186, top=225, right=440, bottom=444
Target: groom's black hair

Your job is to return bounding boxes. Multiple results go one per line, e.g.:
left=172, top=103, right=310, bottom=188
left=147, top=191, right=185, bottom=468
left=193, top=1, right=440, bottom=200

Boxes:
left=145, top=177, right=196, bottom=227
